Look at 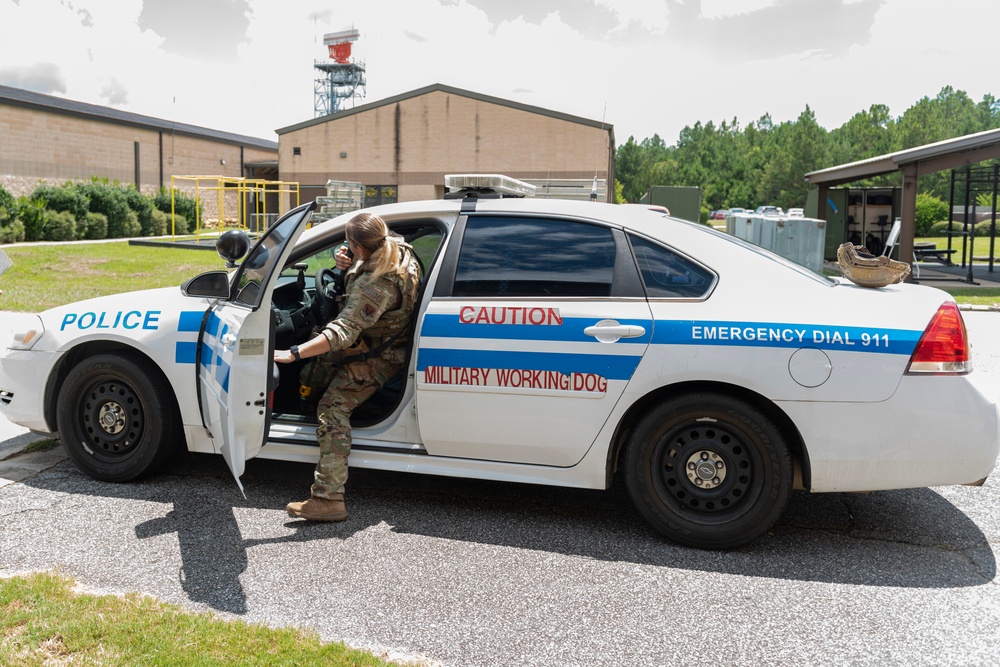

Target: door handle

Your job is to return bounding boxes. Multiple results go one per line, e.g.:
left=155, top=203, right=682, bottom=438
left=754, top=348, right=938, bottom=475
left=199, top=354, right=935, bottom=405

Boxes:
left=584, top=319, right=646, bottom=343
left=221, top=333, right=237, bottom=348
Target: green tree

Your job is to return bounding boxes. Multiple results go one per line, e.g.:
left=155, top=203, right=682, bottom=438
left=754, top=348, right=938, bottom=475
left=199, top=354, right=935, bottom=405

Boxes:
left=830, top=104, right=894, bottom=164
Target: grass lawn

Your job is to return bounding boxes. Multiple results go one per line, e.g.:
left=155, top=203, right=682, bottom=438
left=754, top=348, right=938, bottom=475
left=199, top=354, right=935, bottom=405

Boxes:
left=0, top=572, right=397, bottom=666
left=0, top=241, right=223, bottom=312
left=919, top=235, right=1000, bottom=260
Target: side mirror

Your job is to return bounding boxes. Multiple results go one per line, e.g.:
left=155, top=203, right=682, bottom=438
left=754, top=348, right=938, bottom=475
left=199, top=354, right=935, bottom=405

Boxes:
left=217, top=230, right=251, bottom=267
left=181, top=271, right=231, bottom=298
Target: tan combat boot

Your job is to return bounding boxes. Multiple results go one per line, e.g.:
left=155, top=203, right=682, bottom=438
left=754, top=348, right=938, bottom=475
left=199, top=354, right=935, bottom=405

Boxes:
left=285, top=493, right=348, bottom=521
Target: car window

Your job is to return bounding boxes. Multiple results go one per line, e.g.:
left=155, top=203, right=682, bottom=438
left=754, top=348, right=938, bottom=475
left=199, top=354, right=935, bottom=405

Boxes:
left=232, top=206, right=310, bottom=308
left=283, top=224, right=443, bottom=282
left=454, top=216, right=615, bottom=297
left=628, top=234, right=716, bottom=299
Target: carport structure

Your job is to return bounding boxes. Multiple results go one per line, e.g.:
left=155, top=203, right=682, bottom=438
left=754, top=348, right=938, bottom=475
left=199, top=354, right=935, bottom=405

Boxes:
left=806, top=128, right=1000, bottom=280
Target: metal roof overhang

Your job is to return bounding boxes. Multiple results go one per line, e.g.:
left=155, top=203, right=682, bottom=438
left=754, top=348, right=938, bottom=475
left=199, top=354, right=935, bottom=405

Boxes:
left=806, top=128, right=1000, bottom=186
left=804, top=128, right=1000, bottom=281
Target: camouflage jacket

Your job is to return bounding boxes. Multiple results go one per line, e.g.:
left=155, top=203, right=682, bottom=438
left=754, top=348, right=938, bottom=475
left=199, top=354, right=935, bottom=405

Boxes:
left=318, top=242, right=421, bottom=364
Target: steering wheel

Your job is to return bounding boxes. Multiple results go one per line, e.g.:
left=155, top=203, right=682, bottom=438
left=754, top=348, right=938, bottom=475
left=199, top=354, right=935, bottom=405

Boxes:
left=314, top=268, right=339, bottom=323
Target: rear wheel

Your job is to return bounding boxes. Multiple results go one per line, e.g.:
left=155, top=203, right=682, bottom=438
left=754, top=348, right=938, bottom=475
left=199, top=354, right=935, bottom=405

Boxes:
left=57, top=352, right=180, bottom=482
left=624, top=393, right=792, bottom=549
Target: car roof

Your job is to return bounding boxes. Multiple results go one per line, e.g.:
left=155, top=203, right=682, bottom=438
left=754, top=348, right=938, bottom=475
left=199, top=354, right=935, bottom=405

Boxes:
left=300, top=196, right=833, bottom=286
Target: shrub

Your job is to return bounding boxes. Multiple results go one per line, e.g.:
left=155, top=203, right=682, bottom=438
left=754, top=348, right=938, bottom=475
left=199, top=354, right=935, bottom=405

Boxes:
left=16, top=196, right=46, bottom=242
left=120, top=186, right=154, bottom=236
left=0, top=183, right=14, bottom=216
left=699, top=205, right=710, bottom=225
left=914, top=192, right=949, bottom=236
left=148, top=208, right=168, bottom=236
left=152, top=187, right=201, bottom=229
left=123, top=209, right=141, bottom=237
left=929, top=220, right=966, bottom=235
left=165, top=213, right=189, bottom=235
left=41, top=209, right=77, bottom=241
left=81, top=211, right=108, bottom=240
left=30, top=183, right=90, bottom=220
left=0, top=218, right=25, bottom=244
left=974, top=220, right=998, bottom=237
left=76, top=180, right=131, bottom=238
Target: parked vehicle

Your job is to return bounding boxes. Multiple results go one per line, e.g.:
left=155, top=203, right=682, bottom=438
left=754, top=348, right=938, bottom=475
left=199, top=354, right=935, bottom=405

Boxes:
left=1, top=177, right=996, bottom=549
left=755, top=205, right=784, bottom=216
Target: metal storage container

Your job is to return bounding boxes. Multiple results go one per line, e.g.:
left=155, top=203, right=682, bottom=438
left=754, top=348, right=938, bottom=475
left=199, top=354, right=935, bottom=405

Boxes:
left=729, top=213, right=826, bottom=274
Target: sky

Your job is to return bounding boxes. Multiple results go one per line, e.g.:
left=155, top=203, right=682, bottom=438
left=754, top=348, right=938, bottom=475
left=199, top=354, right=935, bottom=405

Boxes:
left=1, top=0, right=997, bottom=145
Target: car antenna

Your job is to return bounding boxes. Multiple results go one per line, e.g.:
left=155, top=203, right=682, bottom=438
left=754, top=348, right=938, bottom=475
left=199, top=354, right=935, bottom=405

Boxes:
left=591, top=102, right=607, bottom=202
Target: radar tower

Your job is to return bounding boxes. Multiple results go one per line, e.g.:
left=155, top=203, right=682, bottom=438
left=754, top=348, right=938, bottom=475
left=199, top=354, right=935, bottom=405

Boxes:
left=314, top=29, right=366, bottom=117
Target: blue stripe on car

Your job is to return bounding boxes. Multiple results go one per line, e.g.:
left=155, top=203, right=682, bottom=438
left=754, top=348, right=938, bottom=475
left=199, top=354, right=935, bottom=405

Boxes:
left=654, top=320, right=921, bottom=355
left=417, top=348, right=642, bottom=380
left=175, top=341, right=197, bottom=364
left=420, top=313, right=651, bottom=344
left=178, top=310, right=205, bottom=332
left=196, top=312, right=230, bottom=394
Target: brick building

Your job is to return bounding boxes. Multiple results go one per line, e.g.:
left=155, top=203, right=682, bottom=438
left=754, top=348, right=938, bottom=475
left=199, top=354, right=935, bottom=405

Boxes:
left=277, top=83, right=615, bottom=205
left=1, top=82, right=615, bottom=215
left=0, top=84, right=277, bottom=198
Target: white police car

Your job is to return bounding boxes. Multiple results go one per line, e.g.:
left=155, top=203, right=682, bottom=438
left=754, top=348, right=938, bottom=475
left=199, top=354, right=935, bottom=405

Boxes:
left=1, top=176, right=997, bottom=548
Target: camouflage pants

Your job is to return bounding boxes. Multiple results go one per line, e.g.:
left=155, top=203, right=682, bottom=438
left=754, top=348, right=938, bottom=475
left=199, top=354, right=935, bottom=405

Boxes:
left=311, top=356, right=402, bottom=498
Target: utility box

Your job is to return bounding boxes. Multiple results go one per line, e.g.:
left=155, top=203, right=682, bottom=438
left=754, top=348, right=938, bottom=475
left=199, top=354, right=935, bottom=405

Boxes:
left=640, top=186, right=702, bottom=224
left=730, top=213, right=827, bottom=274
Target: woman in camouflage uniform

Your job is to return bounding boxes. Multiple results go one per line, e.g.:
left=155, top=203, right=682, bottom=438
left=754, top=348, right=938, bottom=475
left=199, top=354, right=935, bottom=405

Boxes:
left=274, top=212, right=421, bottom=521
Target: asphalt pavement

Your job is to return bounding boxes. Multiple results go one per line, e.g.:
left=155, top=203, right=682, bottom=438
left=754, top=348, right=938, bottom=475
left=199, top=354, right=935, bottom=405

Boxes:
left=1, top=312, right=1000, bottom=666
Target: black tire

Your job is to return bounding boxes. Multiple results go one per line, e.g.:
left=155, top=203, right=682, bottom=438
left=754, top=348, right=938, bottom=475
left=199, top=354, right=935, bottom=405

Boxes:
left=624, top=392, right=792, bottom=549
left=56, top=351, right=180, bottom=482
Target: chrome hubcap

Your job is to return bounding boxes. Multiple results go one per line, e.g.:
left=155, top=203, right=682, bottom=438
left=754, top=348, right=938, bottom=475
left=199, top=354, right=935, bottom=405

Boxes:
left=686, top=450, right=726, bottom=488
left=98, top=402, right=126, bottom=435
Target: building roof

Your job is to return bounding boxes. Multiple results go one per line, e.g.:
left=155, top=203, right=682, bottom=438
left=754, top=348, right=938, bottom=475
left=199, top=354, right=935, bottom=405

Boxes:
left=276, top=83, right=614, bottom=135
left=0, top=84, right=278, bottom=151
left=805, top=127, right=1000, bottom=186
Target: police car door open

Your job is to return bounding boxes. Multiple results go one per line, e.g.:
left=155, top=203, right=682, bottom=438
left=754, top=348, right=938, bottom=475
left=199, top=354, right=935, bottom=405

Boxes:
left=198, top=202, right=314, bottom=494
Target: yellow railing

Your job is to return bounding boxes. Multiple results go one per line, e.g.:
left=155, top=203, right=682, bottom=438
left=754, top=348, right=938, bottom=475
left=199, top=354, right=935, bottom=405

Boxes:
left=168, top=176, right=301, bottom=241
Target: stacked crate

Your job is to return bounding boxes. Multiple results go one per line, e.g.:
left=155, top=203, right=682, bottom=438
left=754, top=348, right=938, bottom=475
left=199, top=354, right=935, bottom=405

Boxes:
left=312, top=179, right=364, bottom=222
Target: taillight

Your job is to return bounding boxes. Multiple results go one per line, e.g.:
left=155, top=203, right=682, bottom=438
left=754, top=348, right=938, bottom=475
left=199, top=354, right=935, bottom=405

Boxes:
left=906, top=302, right=971, bottom=374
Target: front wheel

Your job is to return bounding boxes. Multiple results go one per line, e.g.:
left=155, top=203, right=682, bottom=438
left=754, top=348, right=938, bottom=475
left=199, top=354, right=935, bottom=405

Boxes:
left=57, top=352, right=180, bottom=482
left=624, top=393, right=792, bottom=549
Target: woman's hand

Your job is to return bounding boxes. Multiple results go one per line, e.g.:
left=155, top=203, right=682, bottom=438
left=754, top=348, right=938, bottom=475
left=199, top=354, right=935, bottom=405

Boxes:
left=274, top=349, right=296, bottom=364
left=335, top=245, right=353, bottom=270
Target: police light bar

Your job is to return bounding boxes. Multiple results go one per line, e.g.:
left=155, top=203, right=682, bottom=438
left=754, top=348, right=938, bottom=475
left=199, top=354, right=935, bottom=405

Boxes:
left=444, top=174, right=536, bottom=198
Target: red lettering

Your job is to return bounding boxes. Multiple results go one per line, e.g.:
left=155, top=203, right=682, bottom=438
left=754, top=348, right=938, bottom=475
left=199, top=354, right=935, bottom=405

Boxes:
left=459, top=306, right=562, bottom=325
